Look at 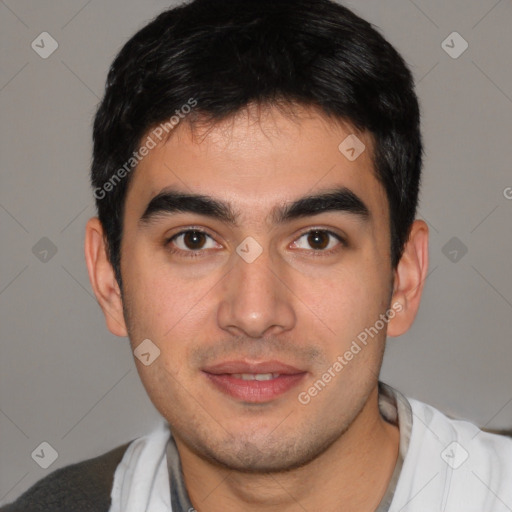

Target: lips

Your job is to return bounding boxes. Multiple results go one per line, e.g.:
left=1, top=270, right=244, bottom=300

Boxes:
left=202, top=360, right=307, bottom=403
left=203, top=360, right=304, bottom=375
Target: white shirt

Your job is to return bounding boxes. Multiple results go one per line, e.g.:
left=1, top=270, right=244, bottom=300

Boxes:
left=109, top=383, right=512, bottom=512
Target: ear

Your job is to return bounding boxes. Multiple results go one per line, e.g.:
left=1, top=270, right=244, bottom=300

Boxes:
left=387, top=219, right=429, bottom=337
left=84, top=217, right=128, bottom=337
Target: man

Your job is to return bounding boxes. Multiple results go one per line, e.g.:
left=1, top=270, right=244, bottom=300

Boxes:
left=2, top=0, right=511, bottom=510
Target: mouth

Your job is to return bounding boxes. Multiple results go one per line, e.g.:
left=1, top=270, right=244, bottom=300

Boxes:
left=202, top=360, right=307, bottom=403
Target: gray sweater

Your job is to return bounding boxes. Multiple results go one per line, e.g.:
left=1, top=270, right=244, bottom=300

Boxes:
left=0, top=441, right=132, bottom=512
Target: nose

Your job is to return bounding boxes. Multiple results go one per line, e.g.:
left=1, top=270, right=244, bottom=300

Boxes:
left=216, top=245, right=296, bottom=339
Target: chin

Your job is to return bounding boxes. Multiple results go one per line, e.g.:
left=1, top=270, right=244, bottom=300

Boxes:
left=193, top=426, right=344, bottom=474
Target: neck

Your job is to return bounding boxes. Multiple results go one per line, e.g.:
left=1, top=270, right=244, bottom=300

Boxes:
left=175, top=386, right=400, bottom=512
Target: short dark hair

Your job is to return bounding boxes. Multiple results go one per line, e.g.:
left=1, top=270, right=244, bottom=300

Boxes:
left=91, top=0, right=422, bottom=288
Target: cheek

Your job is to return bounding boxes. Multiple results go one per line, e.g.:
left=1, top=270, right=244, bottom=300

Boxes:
left=123, top=253, right=217, bottom=360
left=124, top=244, right=178, bottom=314
left=324, top=262, right=380, bottom=312
left=306, top=260, right=390, bottom=358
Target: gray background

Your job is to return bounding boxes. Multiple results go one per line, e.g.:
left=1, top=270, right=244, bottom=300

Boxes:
left=1, top=0, right=511, bottom=504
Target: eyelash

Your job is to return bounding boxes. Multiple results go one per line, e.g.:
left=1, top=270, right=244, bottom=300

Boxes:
left=164, top=228, right=346, bottom=259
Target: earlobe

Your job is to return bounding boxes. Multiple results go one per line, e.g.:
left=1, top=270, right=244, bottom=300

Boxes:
left=84, top=217, right=128, bottom=337
left=387, top=219, right=429, bottom=337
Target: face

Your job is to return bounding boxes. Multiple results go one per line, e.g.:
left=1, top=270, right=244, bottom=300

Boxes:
left=115, top=105, right=397, bottom=472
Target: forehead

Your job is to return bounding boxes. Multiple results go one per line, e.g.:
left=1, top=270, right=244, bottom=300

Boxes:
left=124, top=105, right=388, bottom=226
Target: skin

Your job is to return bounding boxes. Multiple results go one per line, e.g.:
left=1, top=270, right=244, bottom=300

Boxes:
left=85, top=103, right=428, bottom=512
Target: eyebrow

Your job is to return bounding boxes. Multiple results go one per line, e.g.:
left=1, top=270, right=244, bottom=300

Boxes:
left=138, top=186, right=370, bottom=228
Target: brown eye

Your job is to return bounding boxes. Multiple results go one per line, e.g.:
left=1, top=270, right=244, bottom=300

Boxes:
left=292, top=229, right=344, bottom=253
left=307, top=230, right=330, bottom=250
left=167, top=229, right=218, bottom=255
left=182, top=230, right=207, bottom=250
